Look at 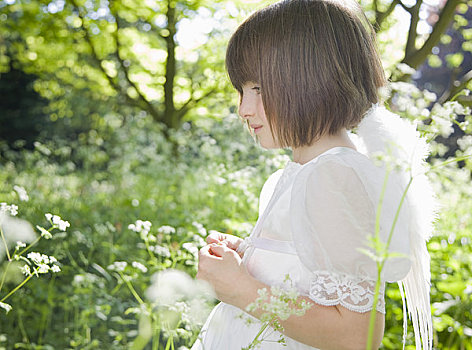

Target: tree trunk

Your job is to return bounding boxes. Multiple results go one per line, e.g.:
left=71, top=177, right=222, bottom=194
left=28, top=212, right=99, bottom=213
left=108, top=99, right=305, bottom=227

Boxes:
left=163, top=0, right=177, bottom=130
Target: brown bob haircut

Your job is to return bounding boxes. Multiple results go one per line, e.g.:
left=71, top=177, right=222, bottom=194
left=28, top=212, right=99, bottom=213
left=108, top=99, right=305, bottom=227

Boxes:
left=226, top=0, right=387, bottom=148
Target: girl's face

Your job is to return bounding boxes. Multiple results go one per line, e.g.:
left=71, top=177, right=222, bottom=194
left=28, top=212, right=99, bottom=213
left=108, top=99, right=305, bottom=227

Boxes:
left=239, top=82, right=279, bottom=149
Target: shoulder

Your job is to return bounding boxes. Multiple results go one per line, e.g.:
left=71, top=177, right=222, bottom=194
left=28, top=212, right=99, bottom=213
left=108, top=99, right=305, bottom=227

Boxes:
left=258, top=168, right=284, bottom=216
left=293, top=149, right=382, bottom=200
left=262, top=168, right=284, bottom=191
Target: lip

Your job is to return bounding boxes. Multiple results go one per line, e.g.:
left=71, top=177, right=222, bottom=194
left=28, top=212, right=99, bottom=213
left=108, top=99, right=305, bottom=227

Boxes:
left=250, top=124, right=263, bottom=134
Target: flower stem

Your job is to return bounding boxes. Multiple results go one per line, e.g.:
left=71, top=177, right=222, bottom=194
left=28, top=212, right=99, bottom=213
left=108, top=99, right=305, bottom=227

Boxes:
left=0, top=274, right=33, bottom=303
left=0, top=227, right=11, bottom=261
left=144, top=240, right=157, bottom=262
left=119, top=272, right=144, bottom=305
left=0, top=261, right=11, bottom=292
left=366, top=170, right=414, bottom=349
left=426, top=154, right=472, bottom=173
left=366, top=267, right=382, bottom=350
left=247, top=321, right=270, bottom=349
left=18, top=236, right=41, bottom=257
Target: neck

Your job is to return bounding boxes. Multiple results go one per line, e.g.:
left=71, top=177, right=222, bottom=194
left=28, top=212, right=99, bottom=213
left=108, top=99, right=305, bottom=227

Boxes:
left=291, top=129, right=357, bottom=164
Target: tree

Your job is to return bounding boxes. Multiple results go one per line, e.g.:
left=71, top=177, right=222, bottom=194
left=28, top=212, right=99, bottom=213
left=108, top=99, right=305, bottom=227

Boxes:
left=368, top=0, right=472, bottom=105
left=0, top=0, right=236, bottom=140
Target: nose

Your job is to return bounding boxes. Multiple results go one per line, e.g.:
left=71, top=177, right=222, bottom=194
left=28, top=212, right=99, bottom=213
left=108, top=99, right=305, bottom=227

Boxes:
left=238, top=93, right=255, bottom=120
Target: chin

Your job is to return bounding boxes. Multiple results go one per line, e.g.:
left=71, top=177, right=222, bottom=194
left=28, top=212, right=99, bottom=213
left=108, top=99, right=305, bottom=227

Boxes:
left=259, top=140, right=281, bottom=149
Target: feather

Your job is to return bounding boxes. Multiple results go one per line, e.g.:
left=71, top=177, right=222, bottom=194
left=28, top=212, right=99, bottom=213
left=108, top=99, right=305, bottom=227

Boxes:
left=356, top=104, right=437, bottom=350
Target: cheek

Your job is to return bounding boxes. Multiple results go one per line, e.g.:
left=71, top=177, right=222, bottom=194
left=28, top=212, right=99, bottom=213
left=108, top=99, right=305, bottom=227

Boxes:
left=257, top=102, right=268, bottom=123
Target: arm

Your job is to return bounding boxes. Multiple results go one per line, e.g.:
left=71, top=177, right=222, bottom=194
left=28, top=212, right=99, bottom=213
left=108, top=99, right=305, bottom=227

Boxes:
left=197, top=244, right=384, bottom=350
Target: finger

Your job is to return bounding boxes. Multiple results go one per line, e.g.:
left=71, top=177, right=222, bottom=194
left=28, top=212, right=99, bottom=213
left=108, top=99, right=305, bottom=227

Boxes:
left=199, top=245, right=213, bottom=258
left=222, top=239, right=238, bottom=251
left=199, top=245, right=212, bottom=255
left=206, top=232, right=225, bottom=244
left=199, top=245, right=222, bottom=260
left=209, top=244, right=240, bottom=259
left=206, top=236, right=220, bottom=245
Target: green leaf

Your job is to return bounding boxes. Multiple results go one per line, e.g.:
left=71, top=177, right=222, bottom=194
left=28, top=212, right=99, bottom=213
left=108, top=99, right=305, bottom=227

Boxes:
left=428, top=55, right=442, bottom=68
left=436, top=281, right=467, bottom=296
left=446, top=53, right=464, bottom=68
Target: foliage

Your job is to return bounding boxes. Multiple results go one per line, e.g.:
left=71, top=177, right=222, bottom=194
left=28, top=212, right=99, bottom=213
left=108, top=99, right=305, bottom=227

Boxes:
left=0, top=0, right=471, bottom=349
left=0, top=0, right=242, bottom=140
left=0, top=111, right=288, bottom=349
left=0, top=92, right=471, bottom=348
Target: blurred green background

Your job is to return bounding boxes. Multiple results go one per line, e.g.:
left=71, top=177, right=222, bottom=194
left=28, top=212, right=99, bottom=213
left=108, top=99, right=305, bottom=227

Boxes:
left=0, top=0, right=471, bottom=349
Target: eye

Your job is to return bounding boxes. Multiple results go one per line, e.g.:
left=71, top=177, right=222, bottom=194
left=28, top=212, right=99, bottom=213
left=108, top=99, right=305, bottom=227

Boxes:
left=252, top=86, right=261, bottom=94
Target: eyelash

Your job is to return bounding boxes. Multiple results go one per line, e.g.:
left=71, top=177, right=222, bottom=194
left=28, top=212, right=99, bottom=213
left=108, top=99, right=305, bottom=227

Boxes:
left=252, top=86, right=261, bottom=94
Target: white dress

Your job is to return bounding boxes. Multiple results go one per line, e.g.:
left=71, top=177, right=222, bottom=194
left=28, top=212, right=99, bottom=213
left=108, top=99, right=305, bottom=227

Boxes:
left=192, top=146, right=412, bottom=350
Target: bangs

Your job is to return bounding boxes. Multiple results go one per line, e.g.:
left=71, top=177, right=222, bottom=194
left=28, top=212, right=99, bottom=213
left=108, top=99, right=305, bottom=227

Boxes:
left=225, top=17, right=261, bottom=93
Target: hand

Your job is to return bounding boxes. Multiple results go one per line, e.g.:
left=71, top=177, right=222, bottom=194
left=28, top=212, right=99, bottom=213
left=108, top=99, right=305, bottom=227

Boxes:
left=196, top=243, right=249, bottom=306
left=206, top=232, right=244, bottom=252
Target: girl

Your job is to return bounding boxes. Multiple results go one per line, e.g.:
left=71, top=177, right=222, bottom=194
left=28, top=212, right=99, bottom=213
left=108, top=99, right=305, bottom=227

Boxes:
left=193, top=0, right=434, bottom=349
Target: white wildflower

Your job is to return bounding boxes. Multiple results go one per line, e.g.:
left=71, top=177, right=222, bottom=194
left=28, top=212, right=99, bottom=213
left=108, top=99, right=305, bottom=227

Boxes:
left=0, top=203, right=18, bottom=216
left=15, top=241, right=26, bottom=250
left=0, top=215, right=37, bottom=262
left=0, top=302, right=12, bottom=314
left=457, top=135, right=472, bottom=152
left=20, top=264, right=31, bottom=276
left=397, top=63, right=416, bottom=75
left=192, top=221, right=207, bottom=236
left=57, top=220, right=70, bottom=231
left=36, top=225, right=52, bottom=239
left=129, top=220, right=152, bottom=236
left=146, top=269, right=215, bottom=306
left=154, top=245, right=171, bottom=258
left=157, top=225, right=175, bottom=234
left=37, top=264, right=49, bottom=274
left=244, top=274, right=312, bottom=344
left=423, top=90, right=437, bottom=103
left=49, top=256, right=57, bottom=263
left=51, top=215, right=70, bottom=231
left=9, top=204, right=17, bottom=216
left=13, top=185, right=29, bottom=202
left=132, top=261, right=148, bottom=273
left=41, top=254, right=49, bottom=265
left=182, top=242, right=199, bottom=256
left=45, top=213, right=70, bottom=231
left=51, top=265, right=61, bottom=273
left=27, top=252, right=43, bottom=265
left=192, top=234, right=206, bottom=246
left=73, top=274, right=85, bottom=285
left=215, top=176, right=227, bottom=185
left=107, top=261, right=128, bottom=272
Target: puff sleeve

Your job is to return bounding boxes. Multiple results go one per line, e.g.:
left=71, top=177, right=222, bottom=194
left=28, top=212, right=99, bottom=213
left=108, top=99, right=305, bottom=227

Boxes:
left=258, top=169, right=284, bottom=217
left=290, top=155, right=411, bottom=313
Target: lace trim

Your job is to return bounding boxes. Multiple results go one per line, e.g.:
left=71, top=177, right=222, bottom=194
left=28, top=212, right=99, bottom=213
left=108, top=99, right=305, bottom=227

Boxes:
left=309, top=271, right=385, bottom=314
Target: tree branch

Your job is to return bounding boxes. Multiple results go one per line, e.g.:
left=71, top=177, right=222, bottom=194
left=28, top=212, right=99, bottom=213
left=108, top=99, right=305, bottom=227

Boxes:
left=439, top=69, right=472, bottom=104
left=402, top=0, right=462, bottom=69
left=113, top=13, right=163, bottom=122
left=404, top=0, right=422, bottom=59
left=176, top=87, right=217, bottom=121
left=70, top=0, right=120, bottom=93
left=375, top=0, right=399, bottom=30
left=72, top=1, right=158, bottom=115
left=398, top=0, right=413, bottom=13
